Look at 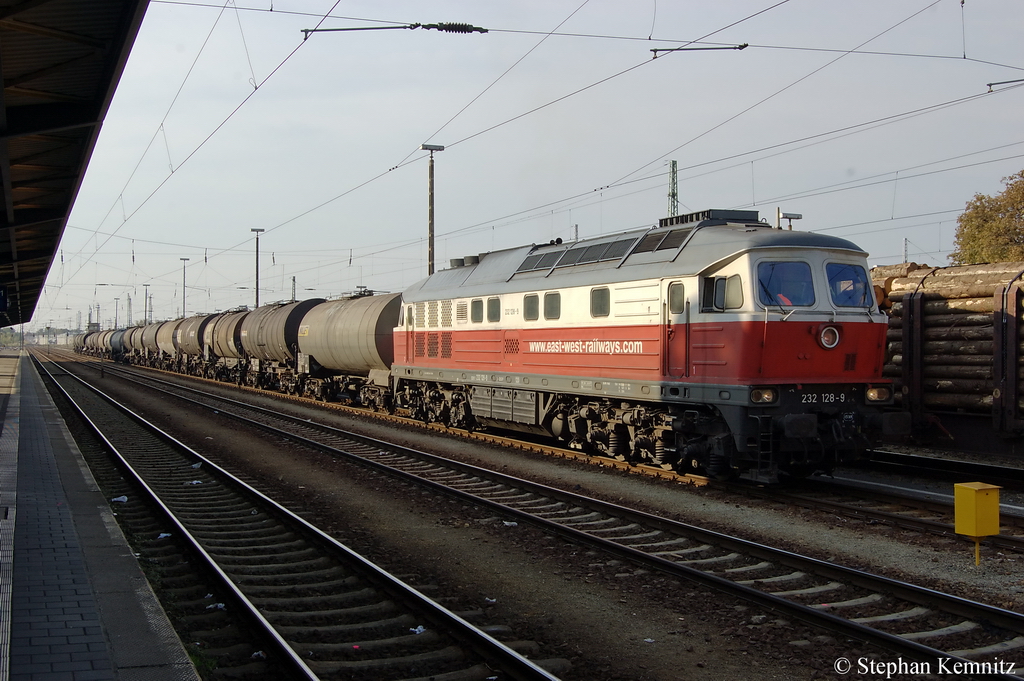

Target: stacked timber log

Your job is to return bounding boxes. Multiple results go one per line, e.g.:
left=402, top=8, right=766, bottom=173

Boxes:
left=870, top=261, right=1024, bottom=414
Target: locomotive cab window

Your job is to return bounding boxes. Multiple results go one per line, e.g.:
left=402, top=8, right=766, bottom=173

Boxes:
left=757, top=261, right=814, bottom=307
left=524, top=294, right=539, bottom=321
left=544, top=292, right=561, bottom=320
left=827, top=263, right=872, bottom=308
left=471, top=299, right=483, bottom=323
left=591, top=287, right=609, bottom=317
left=487, top=297, right=501, bottom=322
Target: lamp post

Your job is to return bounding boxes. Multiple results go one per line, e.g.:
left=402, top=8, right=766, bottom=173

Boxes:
left=180, top=258, right=190, bottom=316
left=142, top=283, right=149, bottom=324
left=420, top=144, right=444, bottom=276
left=251, top=228, right=265, bottom=307
left=113, top=298, right=119, bottom=329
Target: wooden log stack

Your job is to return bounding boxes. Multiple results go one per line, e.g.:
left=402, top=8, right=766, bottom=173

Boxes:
left=871, top=261, right=1024, bottom=415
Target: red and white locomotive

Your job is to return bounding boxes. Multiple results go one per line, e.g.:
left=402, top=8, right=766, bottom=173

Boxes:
left=80, top=209, right=908, bottom=482
left=393, top=209, right=908, bottom=482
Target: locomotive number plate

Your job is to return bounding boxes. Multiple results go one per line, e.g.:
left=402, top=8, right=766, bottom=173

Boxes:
left=798, top=389, right=856, bottom=405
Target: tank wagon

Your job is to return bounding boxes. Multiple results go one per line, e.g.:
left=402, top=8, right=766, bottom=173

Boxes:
left=296, top=292, right=402, bottom=403
left=76, top=209, right=907, bottom=482
left=205, top=310, right=249, bottom=381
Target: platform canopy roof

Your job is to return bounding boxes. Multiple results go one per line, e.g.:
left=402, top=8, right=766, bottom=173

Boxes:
left=0, top=0, right=149, bottom=327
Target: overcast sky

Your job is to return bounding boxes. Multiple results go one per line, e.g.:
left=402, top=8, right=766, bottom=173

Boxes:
left=32, top=0, right=1024, bottom=331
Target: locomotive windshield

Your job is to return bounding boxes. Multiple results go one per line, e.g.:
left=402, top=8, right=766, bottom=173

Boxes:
left=827, top=263, right=872, bottom=307
left=757, top=261, right=814, bottom=307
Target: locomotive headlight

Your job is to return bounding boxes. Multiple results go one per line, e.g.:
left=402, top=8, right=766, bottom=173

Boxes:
left=866, top=386, right=891, bottom=402
left=818, top=325, right=840, bottom=349
left=750, top=387, right=777, bottom=404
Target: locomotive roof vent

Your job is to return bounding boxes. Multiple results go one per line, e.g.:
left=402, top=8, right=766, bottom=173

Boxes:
left=659, top=208, right=760, bottom=229
left=449, top=258, right=465, bottom=268
left=464, top=254, right=480, bottom=265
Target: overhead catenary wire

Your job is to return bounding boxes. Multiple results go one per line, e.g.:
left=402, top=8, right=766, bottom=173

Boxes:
left=36, top=1, right=1024, bottom=325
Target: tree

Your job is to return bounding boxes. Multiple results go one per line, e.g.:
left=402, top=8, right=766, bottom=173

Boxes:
left=950, top=170, right=1024, bottom=265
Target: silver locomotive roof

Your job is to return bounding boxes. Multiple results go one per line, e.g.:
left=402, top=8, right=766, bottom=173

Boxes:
left=403, top=210, right=867, bottom=303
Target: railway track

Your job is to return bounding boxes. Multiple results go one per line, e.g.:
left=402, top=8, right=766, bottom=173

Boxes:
left=867, top=449, right=1024, bottom=489
left=723, top=477, right=1024, bottom=555
left=59, top=353, right=1024, bottom=678
left=33, top=353, right=567, bottom=681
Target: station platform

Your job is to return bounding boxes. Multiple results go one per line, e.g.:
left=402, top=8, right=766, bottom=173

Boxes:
left=0, top=349, right=198, bottom=681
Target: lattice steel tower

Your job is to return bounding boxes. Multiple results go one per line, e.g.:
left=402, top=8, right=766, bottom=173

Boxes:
left=667, top=160, right=679, bottom=217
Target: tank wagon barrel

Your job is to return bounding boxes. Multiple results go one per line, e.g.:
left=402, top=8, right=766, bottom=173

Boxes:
left=177, top=314, right=217, bottom=357
left=140, top=322, right=162, bottom=354
left=125, top=326, right=145, bottom=354
left=109, top=329, right=128, bottom=357
left=298, top=293, right=401, bottom=374
left=155, top=319, right=182, bottom=357
left=207, top=310, right=249, bottom=360
left=240, top=299, right=325, bottom=363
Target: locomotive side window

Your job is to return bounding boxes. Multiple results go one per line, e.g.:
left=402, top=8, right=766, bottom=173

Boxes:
left=668, top=282, right=685, bottom=315
left=471, top=299, right=483, bottom=323
left=827, top=263, right=872, bottom=307
left=487, top=297, right=501, bottom=322
left=701, top=277, right=727, bottom=312
left=757, top=261, right=814, bottom=307
left=524, top=294, right=539, bottom=321
left=725, top=275, right=743, bottom=309
left=699, top=276, right=741, bottom=312
left=591, top=288, right=610, bottom=317
left=544, top=292, right=561, bottom=320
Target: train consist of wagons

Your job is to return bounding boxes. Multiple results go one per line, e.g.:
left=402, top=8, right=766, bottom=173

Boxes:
left=74, top=209, right=909, bottom=482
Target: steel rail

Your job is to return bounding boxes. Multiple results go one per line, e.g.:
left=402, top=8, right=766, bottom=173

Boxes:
left=35, top=354, right=564, bottom=681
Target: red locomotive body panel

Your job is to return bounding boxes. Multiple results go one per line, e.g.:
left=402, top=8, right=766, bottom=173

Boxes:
left=397, top=318, right=887, bottom=385
left=684, top=320, right=887, bottom=383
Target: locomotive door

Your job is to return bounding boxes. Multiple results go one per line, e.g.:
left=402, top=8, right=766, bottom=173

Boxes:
left=663, top=280, right=687, bottom=377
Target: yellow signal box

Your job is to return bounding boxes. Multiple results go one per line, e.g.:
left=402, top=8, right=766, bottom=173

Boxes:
left=954, top=482, right=1001, bottom=565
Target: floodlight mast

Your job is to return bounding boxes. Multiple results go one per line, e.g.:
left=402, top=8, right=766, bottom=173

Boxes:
left=421, top=144, right=445, bottom=275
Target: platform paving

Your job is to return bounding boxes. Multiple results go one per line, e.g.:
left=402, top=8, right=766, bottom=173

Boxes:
left=0, top=350, right=199, bottom=681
